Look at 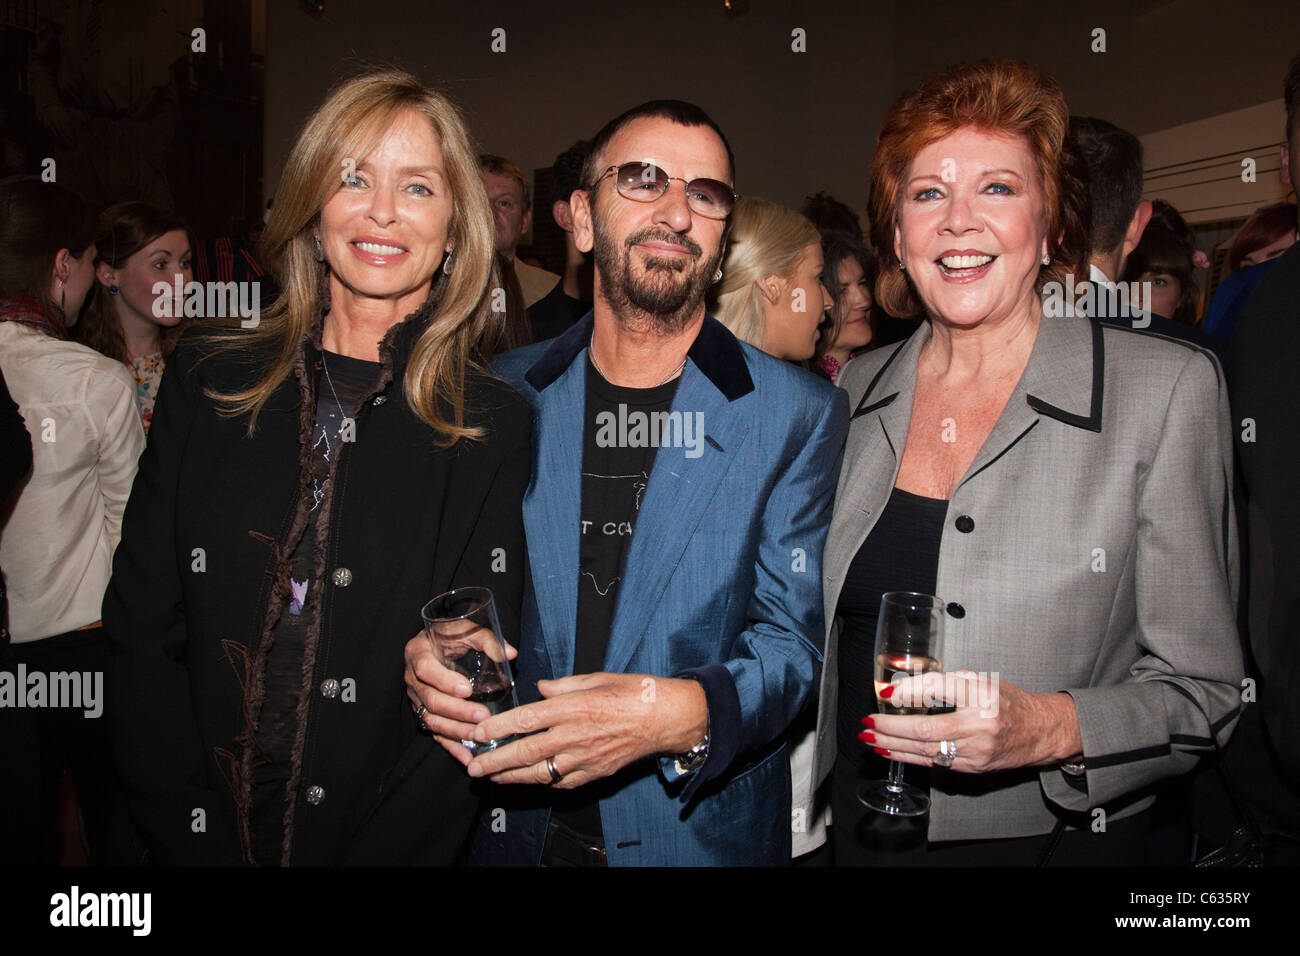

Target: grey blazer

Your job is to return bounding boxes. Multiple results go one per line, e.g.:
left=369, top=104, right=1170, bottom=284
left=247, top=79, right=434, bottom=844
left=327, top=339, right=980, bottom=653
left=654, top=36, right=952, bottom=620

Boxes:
left=807, top=312, right=1243, bottom=842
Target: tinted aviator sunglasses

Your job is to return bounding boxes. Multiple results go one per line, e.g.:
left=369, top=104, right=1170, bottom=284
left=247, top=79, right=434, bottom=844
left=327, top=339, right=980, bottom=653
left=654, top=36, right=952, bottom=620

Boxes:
left=589, top=162, right=737, bottom=220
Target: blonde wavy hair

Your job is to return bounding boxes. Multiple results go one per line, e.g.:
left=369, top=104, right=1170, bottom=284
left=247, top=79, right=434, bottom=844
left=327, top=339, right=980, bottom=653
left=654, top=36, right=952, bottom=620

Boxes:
left=713, top=197, right=821, bottom=349
left=206, top=68, right=500, bottom=445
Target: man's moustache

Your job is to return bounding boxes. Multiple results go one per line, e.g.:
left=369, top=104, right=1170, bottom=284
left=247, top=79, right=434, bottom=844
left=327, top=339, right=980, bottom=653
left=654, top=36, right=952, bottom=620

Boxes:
left=626, top=231, right=702, bottom=257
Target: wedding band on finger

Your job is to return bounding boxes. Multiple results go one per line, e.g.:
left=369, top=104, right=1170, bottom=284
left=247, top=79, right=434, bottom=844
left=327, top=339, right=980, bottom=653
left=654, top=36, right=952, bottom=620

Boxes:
left=413, top=702, right=427, bottom=721
left=934, top=739, right=957, bottom=768
left=546, top=756, right=563, bottom=785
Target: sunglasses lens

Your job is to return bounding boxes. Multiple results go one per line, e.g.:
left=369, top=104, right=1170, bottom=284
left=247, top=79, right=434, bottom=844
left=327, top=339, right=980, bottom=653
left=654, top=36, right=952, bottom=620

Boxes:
left=616, top=162, right=667, bottom=200
left=685, top=179, right=734, bottom=219
left=612, top=163, right=734, bottom=219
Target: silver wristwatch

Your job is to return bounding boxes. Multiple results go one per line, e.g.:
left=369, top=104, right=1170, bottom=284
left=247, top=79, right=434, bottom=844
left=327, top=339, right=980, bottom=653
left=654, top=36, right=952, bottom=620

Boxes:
left=673, top=734, right=710, bottom=774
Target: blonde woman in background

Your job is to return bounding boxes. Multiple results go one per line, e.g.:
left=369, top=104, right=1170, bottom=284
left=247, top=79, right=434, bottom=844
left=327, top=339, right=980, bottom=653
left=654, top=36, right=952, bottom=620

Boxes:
left=714, top=197, right=831, bottom=361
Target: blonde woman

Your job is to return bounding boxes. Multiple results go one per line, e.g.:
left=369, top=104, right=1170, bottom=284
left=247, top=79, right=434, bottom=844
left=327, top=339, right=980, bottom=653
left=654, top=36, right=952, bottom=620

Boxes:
left=714, top=197, right=832, bottom=361
left=103, top=70, right=532, bottom=866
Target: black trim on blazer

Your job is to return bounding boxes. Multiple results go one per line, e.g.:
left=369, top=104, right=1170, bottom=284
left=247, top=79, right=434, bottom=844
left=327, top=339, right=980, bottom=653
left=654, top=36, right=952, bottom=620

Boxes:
left=524, top=311, right=755, bottom=401
left=1024, top=318, right=1105, bottom=433
left=1084, top=743, right=1171, bottom=769
left=850, top=339, right=908, bottom=419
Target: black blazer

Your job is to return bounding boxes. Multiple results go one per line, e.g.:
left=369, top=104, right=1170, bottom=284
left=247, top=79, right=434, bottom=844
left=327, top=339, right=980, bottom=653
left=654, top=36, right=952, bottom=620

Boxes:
left=103, top=310, right=531, bottom=865
left=1229, top=243, right=1300, bottom=782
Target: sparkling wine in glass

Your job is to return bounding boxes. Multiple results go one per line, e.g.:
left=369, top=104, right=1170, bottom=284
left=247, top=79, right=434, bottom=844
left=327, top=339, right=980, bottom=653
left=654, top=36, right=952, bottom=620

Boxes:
left=859, top=591, right=946, bottom=817
left=421, top=586, right=519, bottom=756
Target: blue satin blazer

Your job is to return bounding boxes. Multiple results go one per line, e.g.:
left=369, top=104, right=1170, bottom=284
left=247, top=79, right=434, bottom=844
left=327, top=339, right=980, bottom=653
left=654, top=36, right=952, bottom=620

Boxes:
left=471, top=313, right=848, bottom=866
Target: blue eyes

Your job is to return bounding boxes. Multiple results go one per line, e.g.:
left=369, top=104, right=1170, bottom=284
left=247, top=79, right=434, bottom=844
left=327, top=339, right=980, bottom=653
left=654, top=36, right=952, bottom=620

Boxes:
left=913, top=182, right=1014, bottom=201
left=341, top=176, right=433, bottom=196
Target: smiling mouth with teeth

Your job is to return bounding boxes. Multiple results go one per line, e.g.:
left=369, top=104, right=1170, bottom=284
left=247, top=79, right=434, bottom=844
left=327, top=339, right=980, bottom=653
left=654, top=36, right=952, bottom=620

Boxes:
left=354, top=241, right=407, bottom=255
left=937, top=254, right=995, bottom=274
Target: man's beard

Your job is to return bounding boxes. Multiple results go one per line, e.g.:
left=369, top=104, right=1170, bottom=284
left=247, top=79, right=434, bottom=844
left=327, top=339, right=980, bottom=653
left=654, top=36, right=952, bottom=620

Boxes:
left=591, top=208, right=722, bottom=335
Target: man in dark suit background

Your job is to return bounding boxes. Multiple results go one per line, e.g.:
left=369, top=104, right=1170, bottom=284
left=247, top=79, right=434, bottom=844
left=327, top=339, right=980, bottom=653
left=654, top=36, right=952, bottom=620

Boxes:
left=1069, top=116, right=1226, bottom=366
left=1196, top=50, right=1300, bottom=864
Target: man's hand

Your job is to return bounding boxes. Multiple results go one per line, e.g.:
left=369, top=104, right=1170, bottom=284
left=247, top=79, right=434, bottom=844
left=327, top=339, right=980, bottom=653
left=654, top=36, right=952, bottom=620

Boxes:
left=403, top=629, right=517, bottom=767
left=465, top=673, right=708, bottom=789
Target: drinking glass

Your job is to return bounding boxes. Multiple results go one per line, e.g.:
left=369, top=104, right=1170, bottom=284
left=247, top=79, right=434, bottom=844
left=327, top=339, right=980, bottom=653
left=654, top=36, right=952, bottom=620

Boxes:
left=421, top=587, right=519, bottom=756
left=859, top=591, right=946, bottom=817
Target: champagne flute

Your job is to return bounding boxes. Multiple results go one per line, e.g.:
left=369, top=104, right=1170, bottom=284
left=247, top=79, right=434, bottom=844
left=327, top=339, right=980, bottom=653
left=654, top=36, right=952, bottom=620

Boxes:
left=859, top=591, right=946, bottom=817
left=421, top=586, right=519, bottom=756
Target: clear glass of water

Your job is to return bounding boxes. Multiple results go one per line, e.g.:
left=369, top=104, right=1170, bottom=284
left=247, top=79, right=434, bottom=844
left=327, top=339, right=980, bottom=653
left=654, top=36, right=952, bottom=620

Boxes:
left=421, top=587, right=519, bottom=756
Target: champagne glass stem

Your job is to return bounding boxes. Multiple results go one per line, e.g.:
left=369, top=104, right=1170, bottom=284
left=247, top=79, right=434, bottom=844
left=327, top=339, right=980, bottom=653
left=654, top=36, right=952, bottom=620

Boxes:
left=886, top=759, right=906, bottom=794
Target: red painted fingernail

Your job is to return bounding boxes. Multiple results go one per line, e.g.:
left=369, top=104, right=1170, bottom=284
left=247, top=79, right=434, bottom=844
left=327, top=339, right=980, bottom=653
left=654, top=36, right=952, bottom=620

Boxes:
left=858, top=731, right=877, bottom=744
left=861, top=716, right=876, bottom=728
left=873, top=748, right=891, bottom=756
left=880, top=685, right=895, bottom=700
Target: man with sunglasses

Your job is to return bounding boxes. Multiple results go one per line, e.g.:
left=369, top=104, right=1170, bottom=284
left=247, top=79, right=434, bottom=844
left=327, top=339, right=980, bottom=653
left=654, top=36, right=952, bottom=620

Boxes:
left=406, top=100, right=848, bottom=866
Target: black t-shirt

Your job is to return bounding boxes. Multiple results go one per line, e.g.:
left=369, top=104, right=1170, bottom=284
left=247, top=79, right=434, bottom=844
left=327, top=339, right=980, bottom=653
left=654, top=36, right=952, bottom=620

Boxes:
left=249, top=348, right=380, bottom=866
left=551, top=356, right=679, bottom=842
left=835, top=487, right=947, bottom=767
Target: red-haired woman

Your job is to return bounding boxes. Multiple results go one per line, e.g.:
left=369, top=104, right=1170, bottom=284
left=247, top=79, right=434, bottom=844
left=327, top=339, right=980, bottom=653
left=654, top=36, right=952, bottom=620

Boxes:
left=1204, top=202, right=1298, bottom=339
left=799, top=60, right=1241, bottom=864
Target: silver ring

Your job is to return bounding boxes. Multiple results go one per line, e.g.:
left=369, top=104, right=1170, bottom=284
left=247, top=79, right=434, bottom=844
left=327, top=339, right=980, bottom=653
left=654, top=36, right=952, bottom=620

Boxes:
left=546, top=756, right=563, bottom=785
left=934, top=739, right=957, bottom=768
left=412, top=702, right=427, bottom=720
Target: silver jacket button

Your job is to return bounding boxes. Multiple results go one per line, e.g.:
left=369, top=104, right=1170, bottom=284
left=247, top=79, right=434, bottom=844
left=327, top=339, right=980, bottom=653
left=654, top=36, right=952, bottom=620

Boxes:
left=372, top=394, right=387, bottom=406
left=320, top=678, right=340, bottom=698
left=332, top=567, right=353, bottom=587
left=306, top=785, right=325, bottom=805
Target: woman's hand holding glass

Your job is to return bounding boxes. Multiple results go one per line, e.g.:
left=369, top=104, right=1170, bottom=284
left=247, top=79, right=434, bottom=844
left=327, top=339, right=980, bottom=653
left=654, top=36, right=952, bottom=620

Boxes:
left=866, top=670, right=1082, bottom=773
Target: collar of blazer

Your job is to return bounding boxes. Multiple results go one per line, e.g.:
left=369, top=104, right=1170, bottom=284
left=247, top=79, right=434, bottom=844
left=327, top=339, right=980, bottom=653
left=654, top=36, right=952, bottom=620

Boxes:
left=850, top=311, right=1105, bottom=435
left=523, top=309, right=756, bottom=401
left=836, top=312, right=1104, bottom=518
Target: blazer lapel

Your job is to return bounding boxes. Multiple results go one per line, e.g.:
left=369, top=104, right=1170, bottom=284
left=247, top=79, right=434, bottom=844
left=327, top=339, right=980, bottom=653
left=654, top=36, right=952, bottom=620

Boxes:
left=602, top=361, right=749, bottom=675
left=524, top=356, right=585, bottom=679
left=957, top=314, right=1102, bottom=489
left=833, top=326, right=927, bottom=531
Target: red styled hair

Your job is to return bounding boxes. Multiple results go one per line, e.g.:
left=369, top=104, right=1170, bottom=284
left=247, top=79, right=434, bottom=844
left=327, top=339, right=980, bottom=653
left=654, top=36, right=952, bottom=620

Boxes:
left=1227, top=202, right=1297, bottom=272
left=869, top=59, right=1089, bottom=318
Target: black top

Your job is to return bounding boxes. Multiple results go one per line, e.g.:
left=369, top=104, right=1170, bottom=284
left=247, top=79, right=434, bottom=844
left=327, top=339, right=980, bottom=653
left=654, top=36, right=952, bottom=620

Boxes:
left=552, top=356, right=678, bottom=842
left=527, top=281, right=590, bottom=343
left=250, top=349, right=381, bottom=866
left=836, top=486, right=947, bottom=762
left=103, top=315, right=532, bottom=866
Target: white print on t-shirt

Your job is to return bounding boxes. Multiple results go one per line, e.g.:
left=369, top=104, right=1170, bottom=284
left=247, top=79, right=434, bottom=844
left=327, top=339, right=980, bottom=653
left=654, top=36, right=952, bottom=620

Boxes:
left=580, top=471, right=648, bottom=596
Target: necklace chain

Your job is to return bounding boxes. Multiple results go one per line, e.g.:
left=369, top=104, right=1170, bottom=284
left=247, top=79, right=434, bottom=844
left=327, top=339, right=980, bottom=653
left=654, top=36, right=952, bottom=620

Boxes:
left=588, top=333, right=687, bottom=387
left=320, top=350, right=345, bottom=412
